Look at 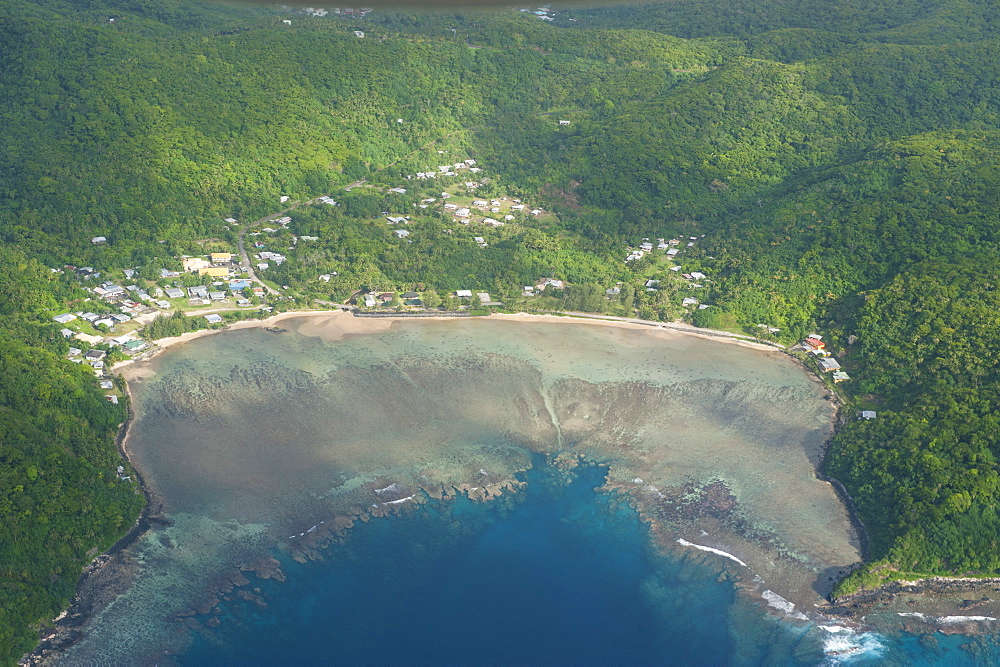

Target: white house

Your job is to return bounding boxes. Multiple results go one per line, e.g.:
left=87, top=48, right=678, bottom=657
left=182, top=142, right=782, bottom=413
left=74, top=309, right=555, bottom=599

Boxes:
left=456, top=290, right=473, bottom=298
left=395, top=229, right=410, bottom=238
left=204, top=314, right=223, bottom=324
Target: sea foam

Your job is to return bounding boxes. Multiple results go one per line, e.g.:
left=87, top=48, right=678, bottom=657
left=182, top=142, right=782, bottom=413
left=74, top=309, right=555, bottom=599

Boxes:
left=676, top=538, right=747, bottom=568
left=761, top=589, right=809, bottom=621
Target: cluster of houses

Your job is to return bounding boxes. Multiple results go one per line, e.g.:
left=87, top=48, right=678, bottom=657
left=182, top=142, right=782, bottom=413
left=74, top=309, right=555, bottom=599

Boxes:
left=519, top=6, right=555, bottom=20
left=522, top=278, right=564, bottom=297
left=358, top=289, right=500, bottom=309
left=796, top=334, right=851, bottom=383
left=441, top=196, right=542, bottom=230
left=298, top=7, right=373, bottom=18
left=410, top=158, right=481, bottom=181
left=626, top=236, right=702, bottom=263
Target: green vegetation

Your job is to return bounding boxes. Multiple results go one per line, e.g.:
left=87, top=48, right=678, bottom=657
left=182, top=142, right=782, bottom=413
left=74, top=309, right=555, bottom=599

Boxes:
left=7, top=0, right=1000, bottom=658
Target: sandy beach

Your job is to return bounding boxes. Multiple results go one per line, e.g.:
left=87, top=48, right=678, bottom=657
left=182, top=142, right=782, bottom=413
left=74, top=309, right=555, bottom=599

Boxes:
left=113, top=308, right=781, bottom=375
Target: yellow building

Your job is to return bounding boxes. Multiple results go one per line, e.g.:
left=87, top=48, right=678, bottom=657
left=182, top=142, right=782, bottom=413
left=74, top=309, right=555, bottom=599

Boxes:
left=198, top=267, right=230, bottom=278
left=209, top=252, right=233, bottom=263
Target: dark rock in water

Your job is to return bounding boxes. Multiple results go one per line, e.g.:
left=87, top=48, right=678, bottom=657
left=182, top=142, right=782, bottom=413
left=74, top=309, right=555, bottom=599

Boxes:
left=264, top=326, right=287, bottom=334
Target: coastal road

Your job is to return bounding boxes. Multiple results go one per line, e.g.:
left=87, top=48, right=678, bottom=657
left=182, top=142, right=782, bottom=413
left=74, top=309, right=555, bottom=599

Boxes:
left=535, top=311, right=785, bottom=348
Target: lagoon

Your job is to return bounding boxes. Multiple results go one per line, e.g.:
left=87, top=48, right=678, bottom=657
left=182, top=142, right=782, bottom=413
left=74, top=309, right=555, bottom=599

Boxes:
left=55, top=314, right=869, bottom=663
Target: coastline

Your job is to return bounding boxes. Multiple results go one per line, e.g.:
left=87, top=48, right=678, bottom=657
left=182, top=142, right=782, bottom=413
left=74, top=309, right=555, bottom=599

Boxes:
left=34, top=307, right=863, bottom=662
left=23, top=374, right=170, bottom=664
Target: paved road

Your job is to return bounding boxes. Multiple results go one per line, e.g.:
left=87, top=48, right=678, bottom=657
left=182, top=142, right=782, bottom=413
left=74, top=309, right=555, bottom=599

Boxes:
left=235, top=203, right=316, bottom=296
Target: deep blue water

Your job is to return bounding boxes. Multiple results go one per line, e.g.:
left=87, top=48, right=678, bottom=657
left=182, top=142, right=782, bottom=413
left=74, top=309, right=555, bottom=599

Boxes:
left=180, top=457, right=1000, bottom=666
left=183, top=458, right=743, bottom=665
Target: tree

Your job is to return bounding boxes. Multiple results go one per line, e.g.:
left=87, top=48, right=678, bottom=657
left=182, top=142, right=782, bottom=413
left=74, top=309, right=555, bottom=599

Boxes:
left=423, top=290, right=442, bottom=309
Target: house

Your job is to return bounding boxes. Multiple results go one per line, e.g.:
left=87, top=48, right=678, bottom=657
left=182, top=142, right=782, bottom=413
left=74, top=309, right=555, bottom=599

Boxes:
left=640, top=242, right=653, bottom=251
left=204, top=313, right=223, bottom=324
left=682, top=297, right=700, bottom=306
left=93, top=318, right=115, bottom=328
left=53, top=313, right=76, bottom=324
left=354, top=30, right=365, bottom=37
left=860, top=410, right=877, bottom=420
left=188, top=286, right=209, bottom=298
left=91, top=236, right=107, bottom=244
left=511, top=204, right=524, bottom=210
left=110, top=313, right=131, bottom=323
left=395, top=229, right=410, bottom=238
left=832, top=371, right=851, bottom=383
left=209, top=291, right=227, bottom=301
left=106, top=395, right=119, bottom=405
left=164, top=288, right=184, bottom=299
left=455, top=290, right=473, bottom=298
left=224, top=218, right=238, bottom=224
left=666, top=248, right=679, bottom=257
left=280, top=195, right=290, bottom=203
left=228, top=280, right=250, bottom=291
left=817, top=357, right=842, bottom=372
left=237, top=299, right=251, bottom=306
left=465, top=159, right=476, bottom=166
left=386, top=216, right=407, bottom=224
left=60, top=328, right=75, bottom=338
left=209, top=253, right=232, bottom=263
left=182, top=257, right=210, bottom=272
left=455, top=208, right=471, bottom=217
left=160, top=269, right=180, bottom=278
left=257, top=263, right=270, bottom=271
left=537, top=279, right=565, bottom=290
left=645, top=279, right=660, bottom=289
left=68, top=347, right=82, bottom=357
left=84, top=349, right=107, bottom=361
left=472, top=200, right=488, bottom=207
left=477, top=292, right=491, bottom=303
left=530, top=209, right=542, bottom=216
left=402, top=291, right=419, bottom=299
left=474, top=237, right=487, bottom=247
left=100, top=380, right=115, bottom=390
left=364, top=294, right=377, bottom=307
left=559, top=120, right=571, bottom=125
left=198, top=266, right=229, bottom=278
left=389, top=187, right=407, bottom=194
left=689, top=272, right=706, bottom=280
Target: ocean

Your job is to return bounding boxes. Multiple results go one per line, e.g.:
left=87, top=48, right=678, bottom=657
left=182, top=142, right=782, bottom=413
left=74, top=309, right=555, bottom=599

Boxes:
left=52, top=316, right=1000, bottom=664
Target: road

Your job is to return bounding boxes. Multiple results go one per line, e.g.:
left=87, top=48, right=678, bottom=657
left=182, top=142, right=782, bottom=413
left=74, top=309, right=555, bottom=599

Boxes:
left=535, top=310, right=785, bottom=348
left=235, top=203, right=315, bottom=296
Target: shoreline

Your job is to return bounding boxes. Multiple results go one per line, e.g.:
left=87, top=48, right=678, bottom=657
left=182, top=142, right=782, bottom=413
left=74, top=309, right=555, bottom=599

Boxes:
left=112, top=307, right=787, bottom=375
left=33, top=308, right=870, bottom=662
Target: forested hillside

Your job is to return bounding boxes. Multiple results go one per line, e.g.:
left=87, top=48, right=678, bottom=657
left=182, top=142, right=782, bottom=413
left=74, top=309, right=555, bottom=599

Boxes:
left=5, top=0, right=1000, bottom=659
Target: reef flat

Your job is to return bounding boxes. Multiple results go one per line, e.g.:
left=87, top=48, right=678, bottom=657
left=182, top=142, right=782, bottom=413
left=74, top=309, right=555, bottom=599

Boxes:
left=51, top=315, right=860, bottom=663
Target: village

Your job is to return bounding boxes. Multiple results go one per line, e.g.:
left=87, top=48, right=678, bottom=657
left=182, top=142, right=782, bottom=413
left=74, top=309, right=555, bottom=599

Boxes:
left=51, top=147, right=865, bottom=413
